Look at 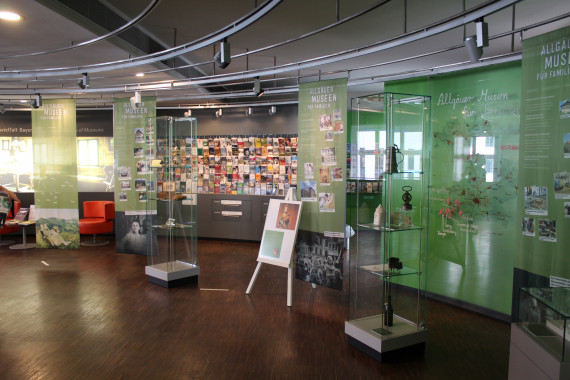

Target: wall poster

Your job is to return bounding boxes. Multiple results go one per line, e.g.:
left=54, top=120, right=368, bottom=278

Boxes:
left=32, top=99, right=80, bottom=249
left=296, top=78, right=347, bottom=290
left=516, top=25, right=570, bottom=285
left=113, top=96, right=156, bottom=254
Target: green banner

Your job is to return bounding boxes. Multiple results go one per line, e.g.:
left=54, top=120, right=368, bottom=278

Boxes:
left=32, top=99, right=80, bottom=249
left=517, top=26, right=570, bottom=282
left=387, top=62, right=521, bottom=315
left=295, top=78, right=347, bottom=290
left=113, top=96, right=156, bottom=254
left=113, top=96, right=156, bottom=211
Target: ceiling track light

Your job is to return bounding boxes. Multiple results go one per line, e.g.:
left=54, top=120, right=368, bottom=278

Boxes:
left=78, top=73, right=90, bottom=89
left=465, top=19, right=489, bottom=63
left=253, top=77, right=264, bottom=97
left=215, top=108, right=223, bottom=118
left=268, top=105, right=276, bottom=116
left=31, top=94, right=42, bottom=109
left=130, top=91, right=142, bottom=109
left=184, top=109, right=192, bottom=117
left=245, top=107, right=253, bottom=116
left=214, top=38, right=231, bottom=69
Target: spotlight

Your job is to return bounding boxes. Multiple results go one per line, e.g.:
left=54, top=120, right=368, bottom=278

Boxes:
left=184, top=109, right=192, bottom=117
left=77, top=73, right=89, bottom=89
left=130, top=91, right=142, bottom=109
left=253, top=77, right=264, bottom=97
left=268, top=106, right=276, bottom=116
left=245, top=107, right=252, bottom=116
left=465, top=35, right=483, bottom=63
left=214, top=38, right=231, bottom=69
left=31, top=94, right=42, bottom=109
left=215, top=108, right=223, bottom=118
left=465, top=19, right=489, bottom=63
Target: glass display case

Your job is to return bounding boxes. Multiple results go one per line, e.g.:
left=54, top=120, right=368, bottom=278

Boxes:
left=345, top=92, right=431, bottom=360
left=144, top=116, right=199, bottom=287
left=517, top=287, right=570, bottom=361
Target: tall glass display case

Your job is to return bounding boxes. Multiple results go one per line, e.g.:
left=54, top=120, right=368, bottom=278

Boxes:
left=345, top=93, right=431, bottom=360
left=144, top=116, right=199, bottom=287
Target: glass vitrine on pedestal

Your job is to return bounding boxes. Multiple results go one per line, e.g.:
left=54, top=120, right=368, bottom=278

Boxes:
left=145, top=116, right=199, bottom=288
left=345, top=92, right=431, bottom=361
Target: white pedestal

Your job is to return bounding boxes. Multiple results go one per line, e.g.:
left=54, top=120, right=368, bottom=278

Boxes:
left=345, top=314, right=427, bottom=361
left=145, top=260, right=200, bottom=288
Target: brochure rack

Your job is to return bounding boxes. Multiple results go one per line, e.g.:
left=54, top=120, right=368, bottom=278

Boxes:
left=144, top=116, right=199, bottom=287
left=345, top=93, right=431, bottom=361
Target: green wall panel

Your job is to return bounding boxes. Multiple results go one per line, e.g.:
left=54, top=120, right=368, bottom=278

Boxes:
left=386, top=62, right=521, bottom=315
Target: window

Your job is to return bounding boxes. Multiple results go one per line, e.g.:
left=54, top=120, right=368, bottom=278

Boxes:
left=78, top=139, right=99, bottom=166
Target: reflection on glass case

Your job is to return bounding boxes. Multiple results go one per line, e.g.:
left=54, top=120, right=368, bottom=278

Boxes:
left=345, top=92, right=431, bottom=360
left=517, top=287, right=570, bottom=361
left=144, top=116, right=199, bottom=287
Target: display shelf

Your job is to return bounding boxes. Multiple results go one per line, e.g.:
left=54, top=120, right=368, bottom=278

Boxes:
left=346, top=92, right=430, bottom=361
left=355, top=264, right=421, bottom=278
left=356, top=223, right=423, bottom=232
left=145, top=116, right=199, bottom=288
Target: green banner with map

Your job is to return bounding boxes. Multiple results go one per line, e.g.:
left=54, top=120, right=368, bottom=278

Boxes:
left=295, top=78, right=347, bottom=290
left=516, top=26, right=570, bottom=285
left=113, top=96, right=156, bottom=254
left=32, top=99, right=80, bottom=249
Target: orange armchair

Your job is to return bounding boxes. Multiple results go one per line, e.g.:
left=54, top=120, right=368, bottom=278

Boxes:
left=0, top=201, right=21, bottom=246
left=79, top=201, right=115, bottom=246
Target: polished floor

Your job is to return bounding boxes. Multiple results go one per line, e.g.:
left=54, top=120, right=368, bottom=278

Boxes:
left=0, top=237, right=511, bottom=379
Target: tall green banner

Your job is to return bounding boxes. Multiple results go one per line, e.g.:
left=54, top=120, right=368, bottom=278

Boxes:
left=32, top=99, right=80, bottom=249
left=113, top=96, right=156, bottom=254
left=296, top=78, right=347, bottom=290
left=516, top=26, right=570, bottom=286
left=387, top=62, right=521, bottom=317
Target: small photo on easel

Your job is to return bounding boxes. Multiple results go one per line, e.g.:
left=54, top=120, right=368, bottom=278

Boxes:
left=275, top=202, right=300, bottom=231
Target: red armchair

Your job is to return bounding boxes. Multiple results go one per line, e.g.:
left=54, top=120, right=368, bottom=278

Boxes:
left=79, top=201, right=115, bottom=246
left=0, top=201, right=21, bottom=246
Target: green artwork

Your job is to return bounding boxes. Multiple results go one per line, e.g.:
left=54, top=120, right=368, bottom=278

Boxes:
left=260, top=230, right=284, bottom=258
left=387, top=62, right=521, bottom=315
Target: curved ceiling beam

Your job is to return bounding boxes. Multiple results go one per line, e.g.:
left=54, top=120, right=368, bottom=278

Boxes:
left=0, top=0, right=284, bottom=79
left=0, top=0, right=161, bottom=59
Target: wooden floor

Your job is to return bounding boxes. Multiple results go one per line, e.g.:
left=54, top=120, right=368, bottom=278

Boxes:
left=0, top=237, right=511, bottom=380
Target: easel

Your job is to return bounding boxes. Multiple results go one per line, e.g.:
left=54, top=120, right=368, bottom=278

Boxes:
left=246, top=188, right=297, bottom=307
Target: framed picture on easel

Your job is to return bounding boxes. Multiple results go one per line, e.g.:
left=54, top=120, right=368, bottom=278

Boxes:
left=257, top=199, right=302, bottom=268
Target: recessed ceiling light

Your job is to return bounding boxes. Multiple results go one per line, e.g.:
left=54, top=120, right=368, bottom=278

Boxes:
left=0, top=11, right=21, bottom=21
left=136, top=73, right=145, bottom=77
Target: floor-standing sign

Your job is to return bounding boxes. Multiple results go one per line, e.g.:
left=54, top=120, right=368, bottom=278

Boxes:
left=32, top=99, right=80, bottom=249
left=113, top=96, right=156, bottom=254
left=246, top=188, right=302, bottom=306
left=295, top=78, right=347, bottom=290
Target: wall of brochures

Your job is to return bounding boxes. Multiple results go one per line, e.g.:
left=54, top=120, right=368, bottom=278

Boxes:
left=193, top=135, right=298, bottom=196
